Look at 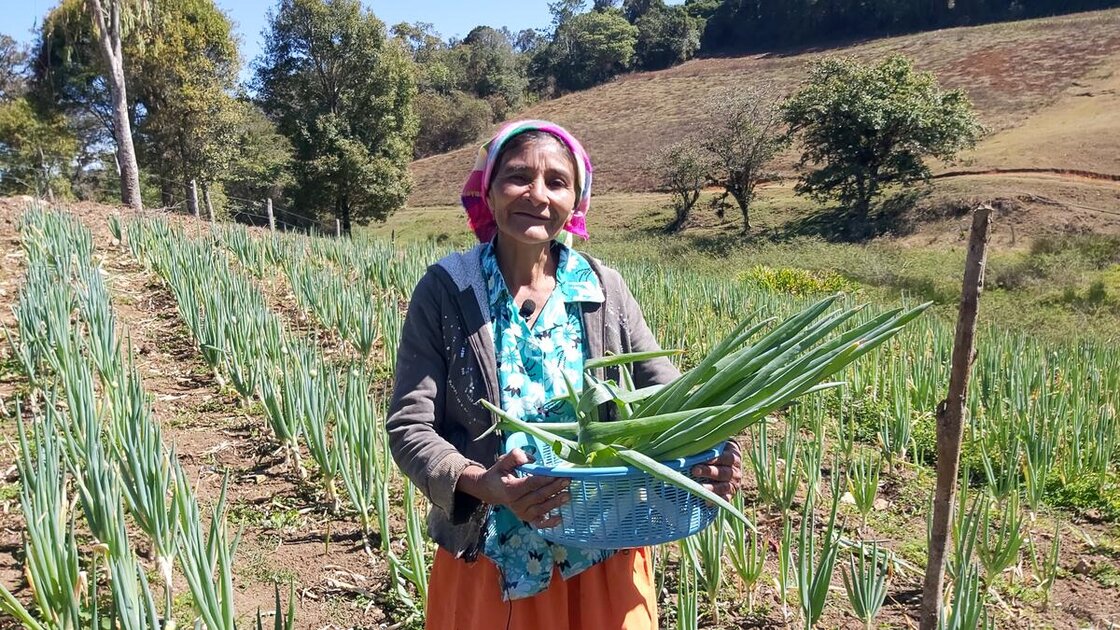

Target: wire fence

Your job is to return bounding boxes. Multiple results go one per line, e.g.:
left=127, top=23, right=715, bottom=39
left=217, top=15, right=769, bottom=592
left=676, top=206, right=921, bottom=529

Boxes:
left=1, top=164, right=349, bottom=235
left=143, top=172, right=332, bottom=233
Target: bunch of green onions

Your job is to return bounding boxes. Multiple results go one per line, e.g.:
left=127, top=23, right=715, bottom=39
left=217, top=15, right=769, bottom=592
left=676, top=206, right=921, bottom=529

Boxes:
left=480, top=295, right=929, bottom=525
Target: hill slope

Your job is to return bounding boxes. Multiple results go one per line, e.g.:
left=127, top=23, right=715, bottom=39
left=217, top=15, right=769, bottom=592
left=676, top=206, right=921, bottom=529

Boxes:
left=408, top=9, right=1120, bottom=207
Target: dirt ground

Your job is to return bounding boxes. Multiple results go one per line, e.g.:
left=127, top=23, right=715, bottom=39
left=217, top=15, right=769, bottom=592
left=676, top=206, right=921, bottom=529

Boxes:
left=2, top=196, right=1120, bottom=629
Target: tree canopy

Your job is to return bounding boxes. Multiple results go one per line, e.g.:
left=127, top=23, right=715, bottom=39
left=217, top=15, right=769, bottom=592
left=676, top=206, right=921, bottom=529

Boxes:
left=255, top=0, right=418, bottom=231
left=539, top=10, right=638, bottom=93
left=783, top=55, right=983, bottom=221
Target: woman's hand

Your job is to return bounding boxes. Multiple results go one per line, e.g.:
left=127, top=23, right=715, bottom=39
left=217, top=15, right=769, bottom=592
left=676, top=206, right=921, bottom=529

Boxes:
left=458, top=449, right=570, bottom=528
left=691, top=440, right=743, bottom=502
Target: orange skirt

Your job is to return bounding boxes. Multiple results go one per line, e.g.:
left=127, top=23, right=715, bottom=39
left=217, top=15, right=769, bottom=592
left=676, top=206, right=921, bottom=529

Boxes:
left=424, top=546, right=658, bottom=630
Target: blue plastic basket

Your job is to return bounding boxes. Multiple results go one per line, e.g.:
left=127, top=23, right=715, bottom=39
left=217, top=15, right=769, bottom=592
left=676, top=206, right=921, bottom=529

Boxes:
left=504, top=432, right=723, bottom=549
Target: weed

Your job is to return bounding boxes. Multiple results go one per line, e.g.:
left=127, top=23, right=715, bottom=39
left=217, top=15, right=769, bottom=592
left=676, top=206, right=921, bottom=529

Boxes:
left=1045, top=472, right=1120, bottom=522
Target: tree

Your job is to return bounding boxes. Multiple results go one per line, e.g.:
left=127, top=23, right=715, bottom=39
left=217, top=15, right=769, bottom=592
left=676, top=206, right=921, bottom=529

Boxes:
left=413, top=90, right=492, bottom=158
left=33, top=0, right=258, bottom=212
left=633, top=5, right=701, bottom=71
left=701, top=86, right=788, bottom=232
left=682, top=0, right=721, bottom=22
left=222, top=100, right=295, bottom=218
left=85, top=0, right=146, bottom=211
left=548, top=0, right=587, bottom=32
left=623, top=0, right=665, bottom=22
left=392, top=22, right=457, bottom=94
left=130, top=0, right=242, bottom=213
left=545, top=10, right=638, bottom=92
left=0, top=35, right=29, bottom=102
left=255, top=0, right=418, bottom=232
left=32, top=0, right=117, bottom=174
left=647, top=139, right=709, bottom=232
left=512, top=28, right=544, bottom=54
left=0, top=96, right=78, bottom=198
left=459, top=26, right=528, bottom=115
left=783, top=55, right=982, bottom=221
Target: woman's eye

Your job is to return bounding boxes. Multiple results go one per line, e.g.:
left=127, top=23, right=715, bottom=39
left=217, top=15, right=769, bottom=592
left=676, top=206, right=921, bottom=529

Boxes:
left=550, top=179, right=569, bottom=189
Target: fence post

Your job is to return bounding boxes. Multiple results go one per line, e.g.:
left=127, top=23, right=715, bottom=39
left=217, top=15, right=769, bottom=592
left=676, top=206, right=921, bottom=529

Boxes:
left=919, top=204, right=994, bottom=630
left=335, top=218, right=341, bottom=238
left=189, top=179, right=200, bottom=219
left=202, top=183, right=214, bottom=222
left=267, top=198, right=275, bottom=231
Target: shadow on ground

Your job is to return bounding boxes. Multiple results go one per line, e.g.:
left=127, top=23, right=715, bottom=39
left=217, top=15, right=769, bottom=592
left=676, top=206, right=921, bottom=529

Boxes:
left=763, top=189, right=931, bottom=243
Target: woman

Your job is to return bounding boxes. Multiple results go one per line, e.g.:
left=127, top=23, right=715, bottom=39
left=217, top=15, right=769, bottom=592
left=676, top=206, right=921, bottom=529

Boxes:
left=386, top=120, right=742, bottom=629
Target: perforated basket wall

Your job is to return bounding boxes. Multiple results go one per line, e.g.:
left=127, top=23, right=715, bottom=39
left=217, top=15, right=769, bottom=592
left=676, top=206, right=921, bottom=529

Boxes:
left=505, top=432, right=721, bottom=549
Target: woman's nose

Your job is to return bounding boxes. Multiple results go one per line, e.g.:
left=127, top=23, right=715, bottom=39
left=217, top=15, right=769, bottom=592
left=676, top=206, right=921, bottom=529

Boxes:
left=527, top=176, right=549, bottom=205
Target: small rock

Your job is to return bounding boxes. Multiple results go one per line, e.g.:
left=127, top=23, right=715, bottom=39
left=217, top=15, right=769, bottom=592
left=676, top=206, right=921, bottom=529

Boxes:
left=873, top=498, right=890, bottom=511
left=1073, top=558, right=1096, bottom=576
left=840, top=491, right=856, bottom=505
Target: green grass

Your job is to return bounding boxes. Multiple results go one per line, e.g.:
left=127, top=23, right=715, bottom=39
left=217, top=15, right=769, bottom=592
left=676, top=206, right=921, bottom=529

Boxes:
left=366, top=188, right=1120, bottom=343
left=0, top=482, right=19, bottom=502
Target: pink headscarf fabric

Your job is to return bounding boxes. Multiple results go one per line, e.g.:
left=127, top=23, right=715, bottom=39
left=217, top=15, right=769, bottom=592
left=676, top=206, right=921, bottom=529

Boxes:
left=460, top=120, right=593, bottom=243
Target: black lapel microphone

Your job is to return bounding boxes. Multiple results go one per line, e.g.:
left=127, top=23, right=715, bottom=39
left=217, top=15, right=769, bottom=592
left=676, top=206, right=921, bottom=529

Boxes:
left=519, top=299, right=536, bottom=319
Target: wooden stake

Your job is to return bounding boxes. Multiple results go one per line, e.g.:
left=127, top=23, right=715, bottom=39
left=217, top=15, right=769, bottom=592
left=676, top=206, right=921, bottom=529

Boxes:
left=919, top=204, right=993, bottom=630
left=267, top=198, right=275, bottom=231
left=189, top=179, right=200, bottom=219
left=202, top=183, right=214, bottom=221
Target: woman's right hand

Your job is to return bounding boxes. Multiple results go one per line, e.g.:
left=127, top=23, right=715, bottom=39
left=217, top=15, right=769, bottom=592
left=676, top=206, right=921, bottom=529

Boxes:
left=458, top=449, right=570, bottom=529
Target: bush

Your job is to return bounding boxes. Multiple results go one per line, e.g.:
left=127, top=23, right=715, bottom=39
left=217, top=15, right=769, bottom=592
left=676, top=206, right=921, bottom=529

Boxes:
left=647, top=141, right=710, bottom=232
left=824, top=390, right=890, bottom=445
left=739, top=265, right=856, bottom=296
left=1030, top=234, right=1120, bottom=269
left=413, top=90, right=493, bottom=158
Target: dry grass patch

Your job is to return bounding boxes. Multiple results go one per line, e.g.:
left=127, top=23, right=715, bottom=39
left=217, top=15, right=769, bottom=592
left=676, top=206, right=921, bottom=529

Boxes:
left=410, top=9, right=1120, bottom=206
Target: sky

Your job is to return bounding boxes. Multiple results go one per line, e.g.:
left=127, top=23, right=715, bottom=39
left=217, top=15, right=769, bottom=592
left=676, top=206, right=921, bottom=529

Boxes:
left=4, top=0, right=559, bottom=80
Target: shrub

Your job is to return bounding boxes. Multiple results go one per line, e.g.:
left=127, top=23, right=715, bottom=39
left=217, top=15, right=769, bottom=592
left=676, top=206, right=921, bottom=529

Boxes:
left=739, top=265, right=856, bottom=296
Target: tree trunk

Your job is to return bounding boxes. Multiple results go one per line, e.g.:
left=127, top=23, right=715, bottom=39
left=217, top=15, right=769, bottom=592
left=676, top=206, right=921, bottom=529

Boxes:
left=160, top=179, right=174, bottom=208
left=728, top=187, right=752, bottom=232
left=666, top=190, right=699, bottom=233
left=340, top=196, right=352, bottom=235
left=87, top=0, right=143, bottom=212
left=919, top=205, right=993, bottom=630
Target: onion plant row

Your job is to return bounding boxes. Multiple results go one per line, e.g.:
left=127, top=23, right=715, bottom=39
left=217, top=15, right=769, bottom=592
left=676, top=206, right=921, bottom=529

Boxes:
left=3, top=208, right=290, bottom=629
left=125, top=218, right=429, bottom=617
left=100, top=219, right=1117, bottom=627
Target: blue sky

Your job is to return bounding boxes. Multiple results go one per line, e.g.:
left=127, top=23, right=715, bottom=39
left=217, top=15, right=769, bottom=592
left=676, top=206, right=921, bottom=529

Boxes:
left=5, top=1, right=558, bottom=77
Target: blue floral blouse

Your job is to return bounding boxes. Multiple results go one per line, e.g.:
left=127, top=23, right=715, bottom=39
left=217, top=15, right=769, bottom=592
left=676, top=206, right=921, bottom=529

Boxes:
left=479, top=240, right=613, bottom=601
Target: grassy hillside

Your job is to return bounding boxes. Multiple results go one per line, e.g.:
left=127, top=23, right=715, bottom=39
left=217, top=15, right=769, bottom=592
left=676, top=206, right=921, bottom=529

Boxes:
left=387, top=10, right=1120, bottom=343
left=408, top=9, right=1120, bottom=206
left=365, top=182, right=1120, bottom=342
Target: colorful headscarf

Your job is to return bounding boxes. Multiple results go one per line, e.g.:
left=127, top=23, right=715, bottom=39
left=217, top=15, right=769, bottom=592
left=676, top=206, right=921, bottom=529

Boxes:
left=460, top=119, right=592, bottom=243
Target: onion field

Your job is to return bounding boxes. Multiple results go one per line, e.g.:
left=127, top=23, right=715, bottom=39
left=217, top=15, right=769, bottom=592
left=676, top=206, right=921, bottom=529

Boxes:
left=1, top=205, right=1118, bottom=628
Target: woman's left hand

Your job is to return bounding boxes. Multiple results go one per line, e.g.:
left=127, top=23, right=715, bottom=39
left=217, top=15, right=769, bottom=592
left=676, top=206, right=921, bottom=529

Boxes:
left=691, top=440, right=742, bottom=502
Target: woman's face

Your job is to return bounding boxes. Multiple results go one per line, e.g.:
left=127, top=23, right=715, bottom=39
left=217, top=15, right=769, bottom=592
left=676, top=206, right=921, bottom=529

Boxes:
left=487, top=136, right=577, bottom=247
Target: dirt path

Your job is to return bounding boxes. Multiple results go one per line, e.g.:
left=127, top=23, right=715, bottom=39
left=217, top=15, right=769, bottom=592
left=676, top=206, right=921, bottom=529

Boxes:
left=92, top=218, right=396, bottom=626
left=934, top=167, right=1120, bottom=187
